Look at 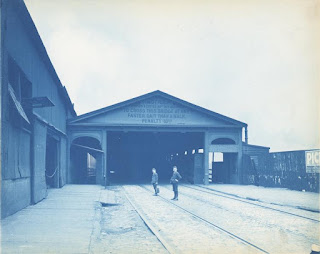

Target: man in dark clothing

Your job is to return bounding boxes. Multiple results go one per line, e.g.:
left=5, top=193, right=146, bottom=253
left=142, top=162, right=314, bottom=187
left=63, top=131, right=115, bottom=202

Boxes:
left=170, top=166, right=182, bottom=200
left=151, top=168, right=159, bottom=196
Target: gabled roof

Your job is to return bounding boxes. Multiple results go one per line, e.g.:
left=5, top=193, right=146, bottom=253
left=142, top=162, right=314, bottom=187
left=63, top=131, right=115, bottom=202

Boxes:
left=68, top=90, right=247, bottom=127
left=12, top=0, right=76, bottom=116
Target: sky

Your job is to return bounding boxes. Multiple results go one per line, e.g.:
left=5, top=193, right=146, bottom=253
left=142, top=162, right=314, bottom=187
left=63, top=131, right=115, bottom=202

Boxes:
left=24, top=0, right=320, bottom=152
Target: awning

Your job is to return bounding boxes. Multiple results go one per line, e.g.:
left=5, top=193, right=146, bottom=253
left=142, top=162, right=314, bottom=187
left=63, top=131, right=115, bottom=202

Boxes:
left=8, top=84, right=30, bottom=124
left=23, top=96, right=54, bottom=108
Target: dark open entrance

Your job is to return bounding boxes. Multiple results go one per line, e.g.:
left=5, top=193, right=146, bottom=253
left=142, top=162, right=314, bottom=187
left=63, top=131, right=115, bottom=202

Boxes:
left=211, top=138, right=238, bottom=184
left=70, top=137, right=103, bottom=184
left=212, top=152, right=237, bottom=183
left=45, top=135, right=59, bottom=188
left=107, top=131, right=203, bottom=184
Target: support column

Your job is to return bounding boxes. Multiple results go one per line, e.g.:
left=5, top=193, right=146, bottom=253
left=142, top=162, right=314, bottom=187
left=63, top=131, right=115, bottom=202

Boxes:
left=66, top=136, right=71, bottom=184
left=102, top=130, right=108, bottom=187
left=95, top=155, right=103, bottom=185
left=203, top=131, right=210, bottom=185
left=236, top=154, right=242, bottom=184
left=237, top=137, right=243, bottom=184
left=59, top=136, right=67, bottom=187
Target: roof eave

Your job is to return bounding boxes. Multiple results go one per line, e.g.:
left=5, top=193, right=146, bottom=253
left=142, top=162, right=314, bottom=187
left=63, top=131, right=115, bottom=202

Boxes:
left=68, top=90, right=247, bottom=127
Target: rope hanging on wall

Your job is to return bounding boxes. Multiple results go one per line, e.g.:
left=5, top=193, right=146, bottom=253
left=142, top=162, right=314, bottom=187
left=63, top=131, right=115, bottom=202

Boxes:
left=46, top=167, right=58, bottom=178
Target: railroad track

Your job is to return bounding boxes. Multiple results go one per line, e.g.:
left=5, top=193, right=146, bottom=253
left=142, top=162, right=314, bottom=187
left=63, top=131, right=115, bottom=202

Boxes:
left=122, top=186, right=174, bottom=254
left=139, top=185, right=269, bottom=254
left=181, top=184, right=320, bottom=223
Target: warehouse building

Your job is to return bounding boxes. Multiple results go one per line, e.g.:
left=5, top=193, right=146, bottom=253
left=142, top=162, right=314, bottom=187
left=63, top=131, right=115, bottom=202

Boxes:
left=1, top=0, right=76, bottom=218
left=67, top=90, right=267, bottom=186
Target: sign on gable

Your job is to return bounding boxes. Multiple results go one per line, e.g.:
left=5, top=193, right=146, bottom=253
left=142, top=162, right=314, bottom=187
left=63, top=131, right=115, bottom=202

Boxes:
left=124, top=98, right=191, bottom=124
left=81, top=97, right=235, bottom=127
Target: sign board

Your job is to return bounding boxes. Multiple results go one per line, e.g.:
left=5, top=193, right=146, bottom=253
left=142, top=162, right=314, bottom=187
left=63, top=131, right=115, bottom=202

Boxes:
left=123, top=98, right=190, bottom=125
left=84, top=97, right=232, bottom=127
left=305, top=150, right=320, bottom=173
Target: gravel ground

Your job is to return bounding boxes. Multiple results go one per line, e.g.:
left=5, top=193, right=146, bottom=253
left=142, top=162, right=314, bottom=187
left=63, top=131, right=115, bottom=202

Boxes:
left=2, top=184, right=318, bottom=254
left=124, top=185, right=260, bottom=254
left=201, top=184, right=320, bottom=212
left=144, top=184, right=319, bottom=254
left=90, top=186, right=168, bottom=254
left=185, top=185, right=320, bottom=221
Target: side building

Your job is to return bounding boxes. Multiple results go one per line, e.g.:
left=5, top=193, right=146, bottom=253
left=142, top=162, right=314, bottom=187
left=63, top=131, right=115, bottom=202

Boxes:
left=1, top=0, right=76, bottom=218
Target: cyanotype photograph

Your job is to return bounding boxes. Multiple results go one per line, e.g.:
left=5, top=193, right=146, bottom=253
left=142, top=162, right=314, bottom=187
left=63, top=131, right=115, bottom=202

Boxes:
left=1, top=0, right=319, bottom=253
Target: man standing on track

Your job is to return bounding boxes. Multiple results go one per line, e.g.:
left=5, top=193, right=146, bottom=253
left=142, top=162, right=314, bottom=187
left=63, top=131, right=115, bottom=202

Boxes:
left=151, top=168, right=159, bottom=196
left=170, top=166, right=182, bottom=201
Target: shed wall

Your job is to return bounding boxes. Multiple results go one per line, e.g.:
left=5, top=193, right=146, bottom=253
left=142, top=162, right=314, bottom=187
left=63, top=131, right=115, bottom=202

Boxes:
left=1, top=0, right=75, bottom=218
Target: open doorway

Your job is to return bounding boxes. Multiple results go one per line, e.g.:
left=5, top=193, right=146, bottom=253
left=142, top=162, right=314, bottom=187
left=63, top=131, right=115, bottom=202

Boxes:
left=70, top=137, right=103, bottom=184
left=45, top=135, right=59, bottom=188
left=212, top=152, right=237, bottom=183
left=107, top=131, right=203, bottom=184
left=211, top=138, right=238, bottom=184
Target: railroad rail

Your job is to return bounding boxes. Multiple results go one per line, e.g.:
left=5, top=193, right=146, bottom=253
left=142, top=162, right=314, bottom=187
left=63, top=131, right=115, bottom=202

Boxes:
left=139, top=185, right=269, bottom=254
left=182, top=184, right=320, bottom=223
left=122, top=186, right=174, bottom=254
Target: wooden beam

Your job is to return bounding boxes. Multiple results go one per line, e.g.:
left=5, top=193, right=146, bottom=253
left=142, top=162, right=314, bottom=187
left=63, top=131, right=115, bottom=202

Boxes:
left=72, top=143, right=104, bottom=153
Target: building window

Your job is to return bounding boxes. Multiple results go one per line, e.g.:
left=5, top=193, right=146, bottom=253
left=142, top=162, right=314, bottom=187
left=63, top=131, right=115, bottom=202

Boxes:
left=211, top=138, right=236, bottom=145
left=8, top=56, right=32, bottom=128
left=214, top=152, right=224, bottom=162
